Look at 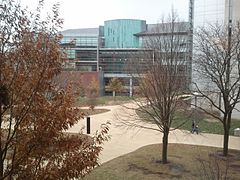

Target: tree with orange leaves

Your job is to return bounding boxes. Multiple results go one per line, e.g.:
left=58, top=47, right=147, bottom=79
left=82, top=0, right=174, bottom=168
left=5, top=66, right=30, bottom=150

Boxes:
left=0, top=0, right=108, bottom=179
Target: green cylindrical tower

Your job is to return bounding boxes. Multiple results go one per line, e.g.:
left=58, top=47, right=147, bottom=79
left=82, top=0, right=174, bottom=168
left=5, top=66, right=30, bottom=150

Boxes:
left=104, top=19, right=146, bottom=48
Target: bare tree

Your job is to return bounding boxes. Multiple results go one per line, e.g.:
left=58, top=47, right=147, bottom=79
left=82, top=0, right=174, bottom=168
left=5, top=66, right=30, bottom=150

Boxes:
left=193, top=22, right=240, bottom=156
left=197, top=153, right=230, bottom=180
left=122, top=13, right=191, bottom=164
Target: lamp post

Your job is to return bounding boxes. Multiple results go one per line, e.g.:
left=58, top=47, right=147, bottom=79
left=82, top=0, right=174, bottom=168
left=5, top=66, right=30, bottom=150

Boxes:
left=227, top=0, right=232, bottom=56
left=222, top=0, right=233, bottom=156
left=226, top=0, right=232, bottom=109
left=227, top=0, right=232, bottom=57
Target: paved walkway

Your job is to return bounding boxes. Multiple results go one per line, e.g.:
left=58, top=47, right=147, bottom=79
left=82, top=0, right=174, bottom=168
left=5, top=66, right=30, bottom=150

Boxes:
left=67, top=102, right=240, bottom=164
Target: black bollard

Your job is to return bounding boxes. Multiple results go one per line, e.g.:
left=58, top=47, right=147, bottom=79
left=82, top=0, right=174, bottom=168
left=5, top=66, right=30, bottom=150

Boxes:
left=86, top=117, right=90, bottom=134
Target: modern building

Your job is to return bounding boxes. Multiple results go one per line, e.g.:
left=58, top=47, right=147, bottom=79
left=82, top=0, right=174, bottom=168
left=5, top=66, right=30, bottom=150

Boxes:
left=60, top=19, right=191, bottom=96
left=225, top=0, right=240, bottom=23
left=194, top=0, right=225, bottom=27
left=193, top=0, right=240, bottom=28
left=192, top=0, right=240, bottom=118
left=104, top=19, right=146, bottom=48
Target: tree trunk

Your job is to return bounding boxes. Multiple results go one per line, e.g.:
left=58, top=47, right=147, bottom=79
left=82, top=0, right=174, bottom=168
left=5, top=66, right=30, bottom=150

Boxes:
left=0, top=96, right=3, bottom=179
left=0, top=150, right=4, bottom=179
left=0, top=163, right=3, bottom=179
left=162, top=128, right=169, bottom=164
left=223, top=128, right=229, bottom=156
left=223, top=114, right=231, bottom=156
left=113, top=91, right=115, bottom=97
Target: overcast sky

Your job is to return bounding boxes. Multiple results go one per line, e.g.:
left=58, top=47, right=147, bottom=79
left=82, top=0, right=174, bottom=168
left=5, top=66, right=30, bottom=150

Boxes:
left=19, top=0, right=189, bottom=30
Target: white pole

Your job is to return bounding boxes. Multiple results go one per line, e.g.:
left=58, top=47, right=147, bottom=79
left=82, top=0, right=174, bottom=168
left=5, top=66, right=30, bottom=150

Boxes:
left=129, top=78, right=133, bottom=97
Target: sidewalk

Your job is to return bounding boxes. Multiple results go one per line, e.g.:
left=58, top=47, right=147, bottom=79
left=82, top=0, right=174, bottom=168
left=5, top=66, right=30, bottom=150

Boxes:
left=67, top=103, right=240, bottom=164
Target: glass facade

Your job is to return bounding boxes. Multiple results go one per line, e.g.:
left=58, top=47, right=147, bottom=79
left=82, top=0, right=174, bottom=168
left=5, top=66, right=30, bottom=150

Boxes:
left=61, top=36, right=98, bottom=48
left=75, top=50, right=98, bottom=71
left=104, top=19, right=146, bottom=48
left=194, top=0, right=225, bottom=28
left=61, top=28, right=100, bottom=48
left=225, top=0, right=240, bottom=23
left=62, top=48, right=75, bottom=59
left=99, top=49, right=140, bottom=74
left=61, top=28, right=100, bottom=71
left=194, top=0, right=240, bottom=28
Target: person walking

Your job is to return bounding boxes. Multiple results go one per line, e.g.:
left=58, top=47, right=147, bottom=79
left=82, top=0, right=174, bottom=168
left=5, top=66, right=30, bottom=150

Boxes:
left=191, top=121, right=199, bottom=134
left=195, top=125, right=199, bottom=134
left=191, top=121, right=195, bottom=133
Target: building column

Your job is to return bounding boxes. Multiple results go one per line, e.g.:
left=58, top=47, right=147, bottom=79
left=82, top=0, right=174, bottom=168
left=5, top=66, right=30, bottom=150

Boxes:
left=129, top=77, right=133, bottom=97
left=97, top=36, right=100, bottom=72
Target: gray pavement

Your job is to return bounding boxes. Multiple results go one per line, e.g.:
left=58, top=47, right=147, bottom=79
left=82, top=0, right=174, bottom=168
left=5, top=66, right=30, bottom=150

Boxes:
left=67, top=102, right=240, bottom=164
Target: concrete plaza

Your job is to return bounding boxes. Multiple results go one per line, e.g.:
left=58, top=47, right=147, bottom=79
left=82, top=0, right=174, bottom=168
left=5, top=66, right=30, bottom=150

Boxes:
left=67, top=102, right=240, bottom=164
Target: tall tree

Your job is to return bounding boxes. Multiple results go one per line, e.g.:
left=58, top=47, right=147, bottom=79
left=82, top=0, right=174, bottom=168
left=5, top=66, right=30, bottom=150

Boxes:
left=0, top=0, right=108, bottom=179
left=193, top=22, right=240, bottom=156
left=122, top=13, right=190, bottom=164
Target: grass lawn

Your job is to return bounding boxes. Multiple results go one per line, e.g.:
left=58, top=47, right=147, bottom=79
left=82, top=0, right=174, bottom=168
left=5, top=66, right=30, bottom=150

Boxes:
left=76, top=96, right=132, bottom=107
left=80, top=108, right=110, bottom=116
left=136, top=109, right=240, bottom=136
left=84, top=144, right=240, bottom=180
left=171, top=111, right=240, bottom=136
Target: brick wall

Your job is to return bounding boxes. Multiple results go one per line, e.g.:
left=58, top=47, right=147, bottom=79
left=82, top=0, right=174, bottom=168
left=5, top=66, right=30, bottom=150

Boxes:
left=55, top=71, right=102, bottom=96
